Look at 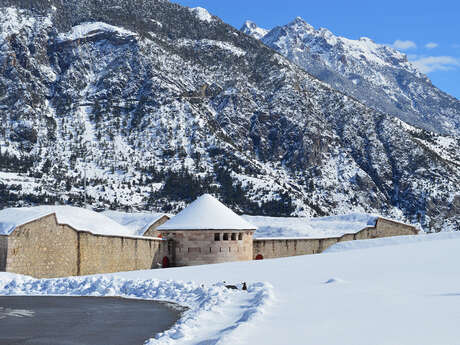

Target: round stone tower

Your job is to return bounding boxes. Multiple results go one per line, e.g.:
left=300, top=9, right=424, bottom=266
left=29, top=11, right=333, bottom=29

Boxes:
left=157, top=194, right=256, bottom=266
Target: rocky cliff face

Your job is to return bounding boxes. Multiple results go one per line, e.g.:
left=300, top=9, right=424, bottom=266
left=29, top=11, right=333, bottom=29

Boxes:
left=241, top=17, right=460, bottom=136
left=0, top=0, right=458, bottom=231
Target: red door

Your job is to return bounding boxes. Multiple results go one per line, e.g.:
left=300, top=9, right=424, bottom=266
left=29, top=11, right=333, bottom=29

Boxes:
left=255, top=254, right=263, bottom=260
left=162, top=256, right=169, bottom=268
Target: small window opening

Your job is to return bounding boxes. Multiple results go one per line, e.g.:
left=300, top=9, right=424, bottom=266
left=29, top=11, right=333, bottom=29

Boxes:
left=231, top=233, right=236, bottom=240
left=214, top=233, right=220, bottom=241
left=223, top=233, right=229, bottom=240
left=238, top=233, right=243, bottom=240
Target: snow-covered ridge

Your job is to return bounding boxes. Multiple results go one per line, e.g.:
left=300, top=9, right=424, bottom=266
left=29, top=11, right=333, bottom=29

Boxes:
left=0, top=274, right=274, bottom=345
left=241, top=20, right=269, bottom=40
left=176, top=38, right=246, bottom=57
left=262, top=16, right=415, bottom=72
left=242, top=16, right=460, bottom=136
left=246, top=213, right=378, bottom=238
left=189, top=7, right=214, bottom=23
left=0, top=7, right=51, bottom=43
left=57, top=22, right=136, bottom=42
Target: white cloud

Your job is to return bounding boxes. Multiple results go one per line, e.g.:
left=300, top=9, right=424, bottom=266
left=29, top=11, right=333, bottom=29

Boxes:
left=410, top=56, right=460, bottom=73
left=425, top=42, right=438, bottom=49
left=392, top=40, right=417, bottom=50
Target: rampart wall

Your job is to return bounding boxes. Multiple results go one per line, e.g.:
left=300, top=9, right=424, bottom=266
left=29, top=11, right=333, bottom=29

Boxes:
left=0, top=214, right=418, bottom=278
left=0, top=214, right=168, bottom=278
left=253, top=218, right=418, bottom=260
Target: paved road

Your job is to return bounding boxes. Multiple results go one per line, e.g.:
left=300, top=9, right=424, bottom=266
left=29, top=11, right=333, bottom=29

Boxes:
left=0, top=296, right=182, bottom=345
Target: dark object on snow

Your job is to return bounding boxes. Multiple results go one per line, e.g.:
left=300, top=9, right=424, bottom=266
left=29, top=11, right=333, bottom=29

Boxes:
left=225, top=285, right=238, bottom=290
left=242, top=282, right=247, bottom=291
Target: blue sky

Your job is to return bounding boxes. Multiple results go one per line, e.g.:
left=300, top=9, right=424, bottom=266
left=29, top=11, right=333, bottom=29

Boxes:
left=172, top=0, right=460, bottom=99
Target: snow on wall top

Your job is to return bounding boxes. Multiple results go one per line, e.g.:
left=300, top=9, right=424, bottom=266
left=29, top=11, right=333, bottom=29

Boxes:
left=103, top=210, right=169, bottom=236
left=246, top=213, right=378, bottom=239
left=158, top=194, right=256, bottom=230
left=0, top=206, right=131, bottom=237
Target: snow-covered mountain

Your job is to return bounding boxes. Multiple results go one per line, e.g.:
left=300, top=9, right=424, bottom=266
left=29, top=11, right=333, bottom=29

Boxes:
left=0, top=0, right=459, bottom=231
left=241, top=17, right=460, bottom=136
left=241, top=20, right=268, bottom=40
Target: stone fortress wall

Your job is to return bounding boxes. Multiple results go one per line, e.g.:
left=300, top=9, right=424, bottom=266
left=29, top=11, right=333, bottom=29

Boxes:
left=253, top=218, right=418, bottom=260
left=0, top=214, right=418, bottom=278
left=0, top=214, right=168, bottom=278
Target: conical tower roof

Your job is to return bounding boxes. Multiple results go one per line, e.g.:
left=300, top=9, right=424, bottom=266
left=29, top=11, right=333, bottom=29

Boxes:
left=157, top=194, right=256, bottom=230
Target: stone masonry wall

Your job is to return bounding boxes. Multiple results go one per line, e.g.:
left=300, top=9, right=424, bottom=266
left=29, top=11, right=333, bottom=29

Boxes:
left=4, top=214, right=79, bottom=278
left=1, top=214, right=169, bottom=278
left=0, top=235, right=8, bottom=272
left=253, top=218, right=418, bottom=260
left=373, top=218, right=418, bottom=237
left=165, top=230, right=254, bottom=266
left=78, top=232, right=167, bottom=276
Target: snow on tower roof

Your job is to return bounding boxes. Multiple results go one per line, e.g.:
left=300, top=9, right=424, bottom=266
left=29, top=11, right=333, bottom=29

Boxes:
left=158, top=194, right=256, bottom=231
left=0, top=206, right=131, bottom=237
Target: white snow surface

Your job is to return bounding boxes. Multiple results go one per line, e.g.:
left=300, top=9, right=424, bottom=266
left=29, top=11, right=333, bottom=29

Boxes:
left=57, top=22, right=136, bottom=42
left=0, top=206, right=131, bottom=237
left=189, top=7, right=214, bottom=23
left=246, top=213, right=378, bottom=238
left=158, top=194, right=256, bottom=230
left=103, top=210, right=169, bottom=236
left=2, top=232, right=460, bottom=344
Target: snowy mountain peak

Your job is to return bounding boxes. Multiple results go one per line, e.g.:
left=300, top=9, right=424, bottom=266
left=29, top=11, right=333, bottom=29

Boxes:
left=359, top=36, right=373, bottom=43
left=257, top=18, right=460, bottom=135
left=289, top=16, right=314, bottom=31
left=240, top=20, right=268, bottom=40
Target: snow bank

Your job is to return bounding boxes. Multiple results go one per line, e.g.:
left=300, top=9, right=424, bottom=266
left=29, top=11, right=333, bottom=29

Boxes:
left=246, top=213, right=378, bottom=238
left=325, top=231, right=460, bottom=253
left=103, top=210, right=168, bottom=236
left=0, top=274, right=273, bottom=345
left=159, top=194, right=256, bottom=230
left=0, top=206, right=131, bottom=237
left=57, top=22, right=136, bottom=42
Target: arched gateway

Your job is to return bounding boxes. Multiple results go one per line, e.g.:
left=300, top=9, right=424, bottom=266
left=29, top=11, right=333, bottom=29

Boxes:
left=157, top=194, right=257, bottom=266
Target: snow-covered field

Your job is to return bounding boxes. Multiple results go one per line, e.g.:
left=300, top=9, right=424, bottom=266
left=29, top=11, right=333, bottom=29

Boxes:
left=2, top=232, right=460, bottom=345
